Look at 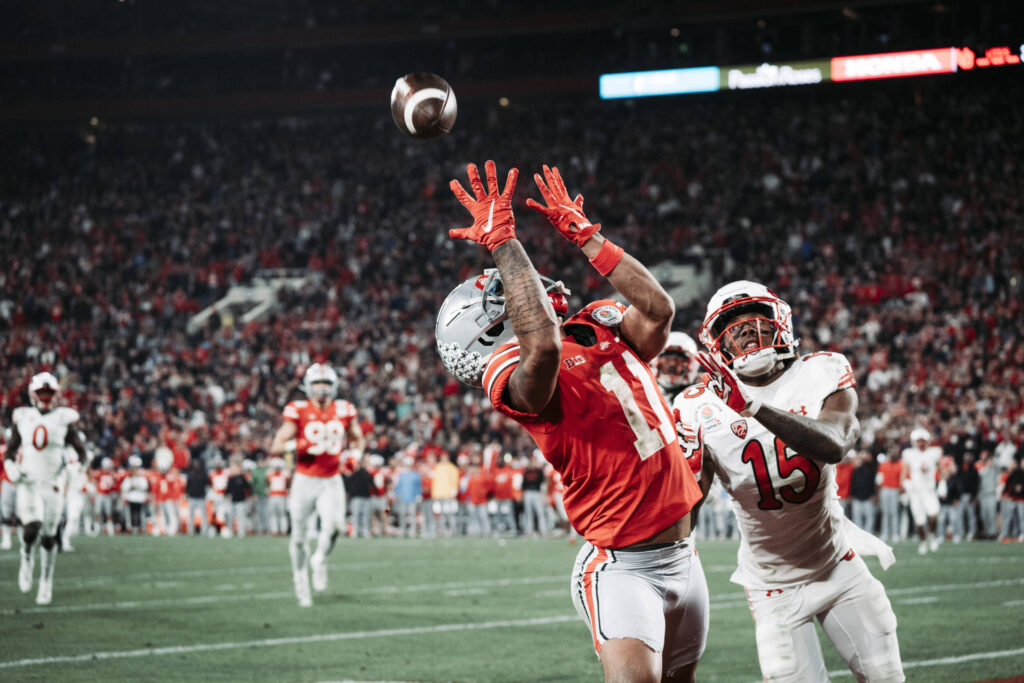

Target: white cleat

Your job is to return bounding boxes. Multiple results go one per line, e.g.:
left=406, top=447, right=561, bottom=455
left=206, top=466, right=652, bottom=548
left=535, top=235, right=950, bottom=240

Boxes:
left=294, top=570, right=312, bottom=608
left=929, top=537, right=940, bottom=552
left=917, top=541, right=928, bottom=555
left=36, top=579, right=52, bottom=605
left=18, top=552, right=34, bottom=593
left=0, top=535, right=11, bottom=550
left=310, top=554, right=328, bottom=593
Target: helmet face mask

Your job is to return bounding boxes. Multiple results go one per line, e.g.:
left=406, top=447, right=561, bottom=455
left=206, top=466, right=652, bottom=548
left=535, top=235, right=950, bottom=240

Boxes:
left=436, top=269, right=569, bottom=387
left=303, top=363, right=339, bottom=402
left=699, top=281, right=798, bottom=379
left=653, top=331, right=699, bottom=392
left=28, top=372, right=60, bottom=412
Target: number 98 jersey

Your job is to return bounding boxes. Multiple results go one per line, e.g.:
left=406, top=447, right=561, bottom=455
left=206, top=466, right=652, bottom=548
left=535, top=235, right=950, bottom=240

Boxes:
left=483, top=300, right=702, bottom=549
left=674, top=352, right=857, bottom=589
left=12, top=406, right=79, bottom=485
left=282, top=399, right=358, bottom=478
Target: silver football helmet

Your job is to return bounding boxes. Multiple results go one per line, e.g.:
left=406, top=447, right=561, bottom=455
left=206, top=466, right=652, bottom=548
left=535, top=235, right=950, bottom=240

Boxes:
left=28, top=371, right=61, bottom=412
left=302, top=363, right=339, bottom=402
left=699, top=280, right=798, bottom=378
left=436, top=269, right=569, bottom=387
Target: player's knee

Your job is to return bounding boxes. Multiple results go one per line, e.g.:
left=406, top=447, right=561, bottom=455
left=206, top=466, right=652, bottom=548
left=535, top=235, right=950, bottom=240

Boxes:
left=22, top=522, right=41, bottom=545
left=40, top=534, right=56, bottom=550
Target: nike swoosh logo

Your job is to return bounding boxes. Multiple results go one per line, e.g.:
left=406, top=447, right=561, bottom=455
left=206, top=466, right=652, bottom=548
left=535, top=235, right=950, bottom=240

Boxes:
left=483, top=200, right=495, bottom=233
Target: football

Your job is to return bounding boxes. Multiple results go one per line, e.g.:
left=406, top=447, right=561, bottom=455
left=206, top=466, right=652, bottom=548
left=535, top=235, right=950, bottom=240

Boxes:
left=390, top=72, right=457, bottom=139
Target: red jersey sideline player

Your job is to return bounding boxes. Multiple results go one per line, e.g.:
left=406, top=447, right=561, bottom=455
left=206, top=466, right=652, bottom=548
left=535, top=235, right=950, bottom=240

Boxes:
left=437, top=161, right=707, bottom=682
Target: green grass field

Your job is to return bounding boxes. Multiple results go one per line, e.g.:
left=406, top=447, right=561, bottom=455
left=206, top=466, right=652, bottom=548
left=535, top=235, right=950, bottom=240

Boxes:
left=0, top=534, right=1021, bottom=682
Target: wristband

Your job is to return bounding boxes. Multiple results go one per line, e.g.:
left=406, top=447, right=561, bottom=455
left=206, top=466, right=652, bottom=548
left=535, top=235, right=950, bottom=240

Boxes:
left=588, top=235, right=623, bottom=276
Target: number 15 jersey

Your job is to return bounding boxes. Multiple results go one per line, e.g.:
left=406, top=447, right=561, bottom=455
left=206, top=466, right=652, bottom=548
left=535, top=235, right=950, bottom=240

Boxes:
left=483, top=300, right=702, bottom=549
left=674, top=352, right=857, bottom=589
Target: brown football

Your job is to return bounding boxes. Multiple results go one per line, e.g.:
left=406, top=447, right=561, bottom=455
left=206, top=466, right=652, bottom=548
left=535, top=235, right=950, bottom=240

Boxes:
left=390, top=72, right=458, bottom=139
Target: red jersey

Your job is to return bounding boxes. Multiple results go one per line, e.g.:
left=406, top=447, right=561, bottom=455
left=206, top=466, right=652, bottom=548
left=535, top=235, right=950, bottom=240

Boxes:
left=835, top=461, right=853, bottom=499
left=492, top=467, right=516, bottom=501
left=96, top=470, right=117, bottom=495
left=283, top=398, right=358, bottom=478
left=482, top=300, right=701, bottom=548
left=267, top=470, right=290, bottom=497
left=466, top=470, right=492, bottom=505
left=878, top=460, right=902, bottom=489
left=210, top=468, right=229, bottom=495
left=165, top=473, right=185, bottom=501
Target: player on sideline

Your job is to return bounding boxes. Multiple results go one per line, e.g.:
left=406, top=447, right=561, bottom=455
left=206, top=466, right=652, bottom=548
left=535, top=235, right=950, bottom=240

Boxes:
left=674, top=281, right=904, bottom=683
left=270, top=363, right=364, bottom=607
left=4, top=372, right=88, bottom=605
left=901, top=428, right=942, bottom=555
left=438, top=161, right=707, bottom=682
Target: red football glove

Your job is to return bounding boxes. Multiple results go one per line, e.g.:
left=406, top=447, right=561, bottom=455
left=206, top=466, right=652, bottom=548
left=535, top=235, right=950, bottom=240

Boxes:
left=525, top=164, right=599, bottom=247
left=696, top=352, right=762, bottom=417
left=449, top=160, right=519, bottom=252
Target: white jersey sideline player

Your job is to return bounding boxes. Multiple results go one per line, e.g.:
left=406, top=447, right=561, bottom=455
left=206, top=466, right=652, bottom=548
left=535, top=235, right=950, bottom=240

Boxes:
left=4, top=372, right=88, bottom=605
left=270, top=363, right=364, bottom=607
left=901, top=428, right=942, bottom=554
left=675, top=281, right=904, bottom=683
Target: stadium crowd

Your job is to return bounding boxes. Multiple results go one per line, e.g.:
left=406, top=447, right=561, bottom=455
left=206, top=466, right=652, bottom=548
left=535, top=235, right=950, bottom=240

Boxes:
left=1, top=72, right=1023, bottom=545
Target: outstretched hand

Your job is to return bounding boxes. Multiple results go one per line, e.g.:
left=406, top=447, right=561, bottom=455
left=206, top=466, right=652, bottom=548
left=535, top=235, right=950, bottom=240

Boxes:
left=525, top=164, right=599, bottom=247
left=449, top=160, right=519, bottom=252
left=696, top=352, right=762, bottom=417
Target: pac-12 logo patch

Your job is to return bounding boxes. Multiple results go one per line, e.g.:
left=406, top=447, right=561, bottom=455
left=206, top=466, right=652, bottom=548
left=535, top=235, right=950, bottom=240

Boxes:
left=731, top=420, right=748, bottom=439
left=591, top=305, right=623, bottom=327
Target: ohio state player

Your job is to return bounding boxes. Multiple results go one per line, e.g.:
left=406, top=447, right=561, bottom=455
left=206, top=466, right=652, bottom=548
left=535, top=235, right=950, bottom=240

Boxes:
left=438, top=162, right=707, bottom=682
left=5, top=372, right=88, bottom=605
left=270, top=363, right=365, bottom=607
left=675, top=281, right=904, bottom=682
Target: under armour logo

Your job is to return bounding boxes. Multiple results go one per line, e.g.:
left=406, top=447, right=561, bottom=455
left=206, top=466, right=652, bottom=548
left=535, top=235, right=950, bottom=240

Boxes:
left=790, top=406, right=808, bottom=416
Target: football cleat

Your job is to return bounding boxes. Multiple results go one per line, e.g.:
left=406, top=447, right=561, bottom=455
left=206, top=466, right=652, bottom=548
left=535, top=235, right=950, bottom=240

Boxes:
left=294, top=570, right=312, bottom=608
left=917, top=541, right=928, bottom=555
left=310, top=554, right=328, bottom=592
left=36, top=579, right=52, bottom=605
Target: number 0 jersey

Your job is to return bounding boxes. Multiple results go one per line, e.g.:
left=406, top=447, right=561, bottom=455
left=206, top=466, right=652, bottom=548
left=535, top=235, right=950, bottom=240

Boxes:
left=11, top=406, right=79, bottom=485
left=483, top=300, right=701, bottom=549
left=674, top=352, right=857, bottom=589
left=282, top=399, right=358, bottom=478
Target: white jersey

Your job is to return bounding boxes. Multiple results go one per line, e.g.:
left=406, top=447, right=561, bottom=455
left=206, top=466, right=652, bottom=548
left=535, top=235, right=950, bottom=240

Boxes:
left=11, top=406, right=79, bottom=486
left=901, top=446, right=941, bottom=493
left=674, top=352, right=857, bottom=589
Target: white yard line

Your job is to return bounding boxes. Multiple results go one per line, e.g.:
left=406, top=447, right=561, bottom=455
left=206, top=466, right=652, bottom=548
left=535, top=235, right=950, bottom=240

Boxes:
left=828, top=646, right=1024, bottom=678
left=0, top=614, right=581, bottom=669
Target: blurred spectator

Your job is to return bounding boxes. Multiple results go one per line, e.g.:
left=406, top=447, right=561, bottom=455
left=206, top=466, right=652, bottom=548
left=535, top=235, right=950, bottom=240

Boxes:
left=849, top=451, right=878, bottom=534
left=346, top=455, right=374, bottom=538
left=976, top=451, right=999, bottom=540
left=392, top=456, right=422, bottom=538
left=430, top=451, right=460, bottom=538
left=876, top=452, right=903, bottom=543
left=266, top=458, right=290, bottom=536
left=185, top=459, right=210, bottom=536
left=465, top=462, right=491, bottom=537
left=1000, top=459, right=1024, bottom=542
left=958, top=454, right=979, bottom=541
left=935, top=456, right=962, bottom=544
left=122, top=456, right=151, bottom=535
left=519, top=451, right=549, bottom=537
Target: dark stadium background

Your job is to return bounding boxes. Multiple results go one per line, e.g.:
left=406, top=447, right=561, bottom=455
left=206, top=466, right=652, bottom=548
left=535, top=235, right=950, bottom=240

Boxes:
left=1, top=2, right=1023, bottom=682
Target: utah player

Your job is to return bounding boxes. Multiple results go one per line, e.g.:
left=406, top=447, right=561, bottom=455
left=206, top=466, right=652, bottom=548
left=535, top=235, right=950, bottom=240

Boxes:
left=438, top=161, right=707, bottom=681
left=4, top=372, right=88, bottom=605
left=652, top=331, right=701, bottom=405
left=270, top=363, right=365, bottom=607
left=675, top=281, right=904, bottom=682
left=901, top=428, right=942, bottom=554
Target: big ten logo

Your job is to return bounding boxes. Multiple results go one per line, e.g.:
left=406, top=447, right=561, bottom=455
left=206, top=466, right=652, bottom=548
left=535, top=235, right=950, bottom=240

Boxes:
left=302, top=420, right=346, bottom=455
